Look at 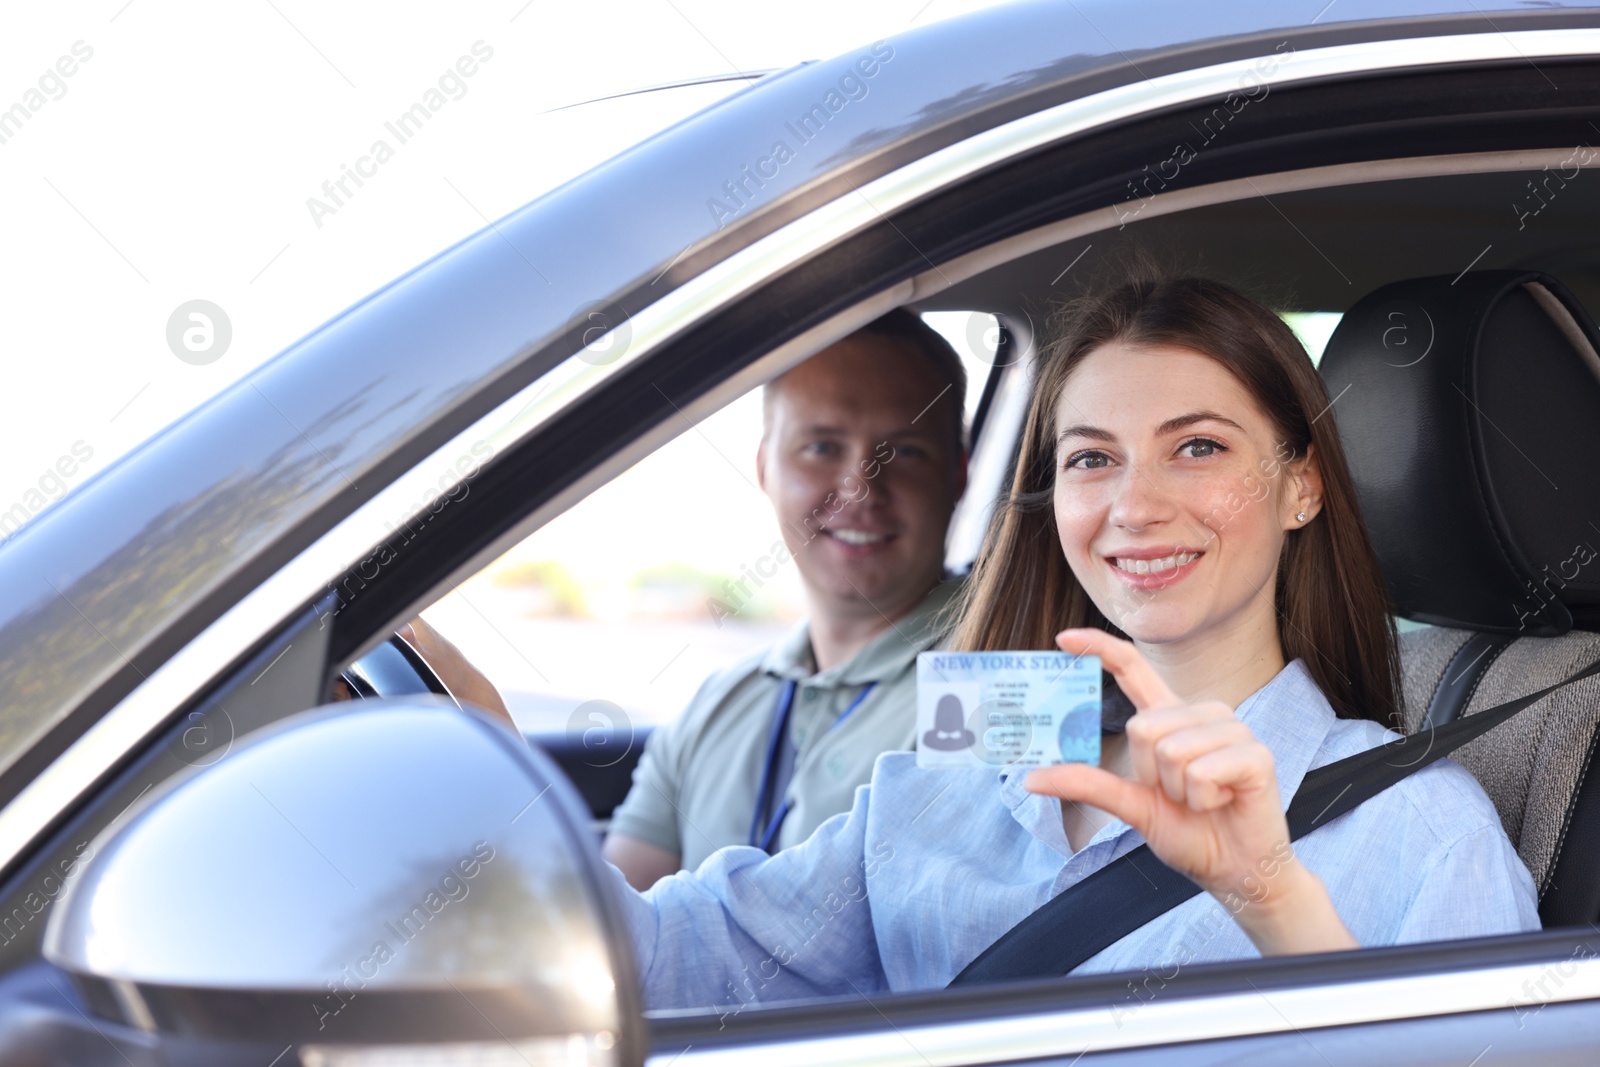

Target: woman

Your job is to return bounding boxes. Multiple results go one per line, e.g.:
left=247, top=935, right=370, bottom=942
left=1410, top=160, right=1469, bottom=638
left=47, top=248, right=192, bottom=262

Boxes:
left=608, top=275, right=1538, bottom=1011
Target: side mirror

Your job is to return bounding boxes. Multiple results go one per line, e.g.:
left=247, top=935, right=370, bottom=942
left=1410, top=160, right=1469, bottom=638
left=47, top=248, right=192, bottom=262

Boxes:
left=42, top=699, right=643, bottom=1067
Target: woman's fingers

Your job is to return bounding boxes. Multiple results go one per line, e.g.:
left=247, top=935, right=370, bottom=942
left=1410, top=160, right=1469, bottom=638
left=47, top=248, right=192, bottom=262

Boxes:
left=1028, top=720, right=1273, bottom=820
left=1040, top=630, right=1287, bottom=893
left=1124, top=703, right=1235, bottom=792
left=1025, top=763, right=1158, bottom=839
left=1147, top=718, right=1254, bottom=804
left=1182, top=740, right=1277, bottom=812
left=1056, top=628, right=1182, bottom=712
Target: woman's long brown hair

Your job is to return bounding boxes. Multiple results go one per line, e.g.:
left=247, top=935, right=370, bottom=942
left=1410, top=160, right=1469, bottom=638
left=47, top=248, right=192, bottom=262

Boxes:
left=949, top=275, right=1401, bottom=727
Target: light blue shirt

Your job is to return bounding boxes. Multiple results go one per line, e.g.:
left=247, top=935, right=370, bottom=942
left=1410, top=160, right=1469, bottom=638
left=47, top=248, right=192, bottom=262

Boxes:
left=617, top=659, right=1540, bottom=1014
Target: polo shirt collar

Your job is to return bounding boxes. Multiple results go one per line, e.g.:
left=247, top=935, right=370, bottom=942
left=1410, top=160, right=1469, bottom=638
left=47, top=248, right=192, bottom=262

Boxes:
left=760, top=617, right=817, bottom=680
left=758, top=577, right=964, bottom=687
left=997, top=658, right=1338, bottom=848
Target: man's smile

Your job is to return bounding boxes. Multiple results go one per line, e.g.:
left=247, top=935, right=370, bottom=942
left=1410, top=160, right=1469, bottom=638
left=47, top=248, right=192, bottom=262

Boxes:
left=822, top=526, right=898, bottom=555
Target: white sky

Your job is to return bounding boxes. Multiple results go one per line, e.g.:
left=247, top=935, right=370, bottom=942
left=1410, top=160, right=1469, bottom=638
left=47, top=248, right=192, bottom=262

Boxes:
left=0, top=0, right=1015, bottom=536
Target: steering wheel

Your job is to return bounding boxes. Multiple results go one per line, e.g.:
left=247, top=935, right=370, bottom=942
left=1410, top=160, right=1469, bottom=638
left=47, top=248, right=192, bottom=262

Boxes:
left=337, top=633, right=458, bottom=704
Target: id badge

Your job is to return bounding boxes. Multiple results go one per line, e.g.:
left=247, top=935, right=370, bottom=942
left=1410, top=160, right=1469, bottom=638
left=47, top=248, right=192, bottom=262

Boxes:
left=916, top=651, right=1101, bottom=770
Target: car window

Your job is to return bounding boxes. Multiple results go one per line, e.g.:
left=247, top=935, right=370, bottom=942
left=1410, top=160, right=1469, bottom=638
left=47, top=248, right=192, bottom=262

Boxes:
left=302, top=145, right=1600, bottom=1035
left=1282, top=311, right=1342, bottom=364
left=417, top=313, right=997, bottom=736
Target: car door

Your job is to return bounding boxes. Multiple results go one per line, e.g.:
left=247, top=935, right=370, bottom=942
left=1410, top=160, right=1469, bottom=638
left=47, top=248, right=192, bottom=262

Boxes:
left=5, top=4, right=1600, bottom=1064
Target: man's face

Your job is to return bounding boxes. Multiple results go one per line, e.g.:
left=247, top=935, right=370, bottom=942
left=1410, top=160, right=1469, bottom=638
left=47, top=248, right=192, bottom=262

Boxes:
left=758, top=334, right=967, bottom=621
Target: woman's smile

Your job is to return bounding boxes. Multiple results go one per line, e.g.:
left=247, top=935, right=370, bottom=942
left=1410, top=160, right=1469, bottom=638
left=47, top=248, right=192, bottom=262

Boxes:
left=1105, top=546, right=1205, bottom=589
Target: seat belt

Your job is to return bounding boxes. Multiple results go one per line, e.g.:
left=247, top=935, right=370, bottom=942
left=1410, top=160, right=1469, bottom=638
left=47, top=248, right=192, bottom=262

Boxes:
left=948, top=652, right=1600, bottom=986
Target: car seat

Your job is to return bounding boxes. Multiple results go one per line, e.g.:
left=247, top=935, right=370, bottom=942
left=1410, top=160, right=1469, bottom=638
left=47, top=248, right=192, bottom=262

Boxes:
left=1321, top=269, right=1600, bottom=927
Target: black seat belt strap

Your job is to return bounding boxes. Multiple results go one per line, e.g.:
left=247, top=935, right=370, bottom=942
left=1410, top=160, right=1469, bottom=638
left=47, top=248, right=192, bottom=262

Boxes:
left=948, top=652, right=1600, bottom=986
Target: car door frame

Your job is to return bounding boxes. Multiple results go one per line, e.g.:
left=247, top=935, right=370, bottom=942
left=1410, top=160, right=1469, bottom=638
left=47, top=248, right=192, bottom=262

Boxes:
left=7, top=22, right=1600, bottom=1064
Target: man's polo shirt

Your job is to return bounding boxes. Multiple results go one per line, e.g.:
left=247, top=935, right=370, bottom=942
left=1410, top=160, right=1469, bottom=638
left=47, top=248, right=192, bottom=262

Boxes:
left=607, top=578, right=963, bottom=872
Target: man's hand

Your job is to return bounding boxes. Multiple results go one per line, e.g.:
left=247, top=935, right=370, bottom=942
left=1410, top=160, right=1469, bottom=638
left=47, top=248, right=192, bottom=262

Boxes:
left=396, top=616, right=516, bottom=731
left=1025, top=628, right=1358, bottom=957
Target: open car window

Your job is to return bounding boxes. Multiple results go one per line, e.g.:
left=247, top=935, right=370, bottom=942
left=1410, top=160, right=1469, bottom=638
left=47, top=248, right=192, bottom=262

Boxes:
left=305, top=152, right=1600, bottom=1035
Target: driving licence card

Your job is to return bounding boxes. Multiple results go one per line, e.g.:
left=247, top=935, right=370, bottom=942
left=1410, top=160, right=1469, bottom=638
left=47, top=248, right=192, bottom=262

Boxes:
left=915, top=652, right=1101, bottom=770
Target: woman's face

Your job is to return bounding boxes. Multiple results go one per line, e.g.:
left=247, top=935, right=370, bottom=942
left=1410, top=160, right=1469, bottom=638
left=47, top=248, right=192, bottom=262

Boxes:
left=1052, top=341, right=1320, bottom=648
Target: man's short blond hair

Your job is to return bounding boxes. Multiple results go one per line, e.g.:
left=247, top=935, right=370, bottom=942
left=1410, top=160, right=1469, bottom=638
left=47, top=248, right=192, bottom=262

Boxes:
left=762, top=308, right=968, bottom=450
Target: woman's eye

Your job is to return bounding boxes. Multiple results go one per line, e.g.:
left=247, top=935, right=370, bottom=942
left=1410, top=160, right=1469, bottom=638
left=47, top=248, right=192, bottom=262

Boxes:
left=805, top=441, right=839, bottom=456
left=1065, top=450, right=1111, bottom=470
left=1179, top=437, right=1226, bottom=459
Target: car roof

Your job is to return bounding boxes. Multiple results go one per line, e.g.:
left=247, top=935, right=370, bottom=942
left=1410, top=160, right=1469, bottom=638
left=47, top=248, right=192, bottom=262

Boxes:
left=1, top=0, right=1596, bottom=778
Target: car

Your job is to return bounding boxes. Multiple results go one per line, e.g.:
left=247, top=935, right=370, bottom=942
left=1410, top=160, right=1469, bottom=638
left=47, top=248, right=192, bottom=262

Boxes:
left=4, top=0, right=1600, bottom=1063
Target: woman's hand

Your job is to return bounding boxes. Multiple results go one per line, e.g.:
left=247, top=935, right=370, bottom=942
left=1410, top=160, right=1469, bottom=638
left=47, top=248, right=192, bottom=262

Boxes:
left=1025, top=628, right=1357, bottom=957
left=396, top=616, right=517, bottom=731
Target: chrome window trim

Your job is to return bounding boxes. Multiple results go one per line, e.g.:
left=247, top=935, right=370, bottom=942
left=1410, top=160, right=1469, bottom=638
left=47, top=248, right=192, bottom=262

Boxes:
left=650, top=956, right=1600, bottom=1066
left=3, top=27, right=1598, bottom=886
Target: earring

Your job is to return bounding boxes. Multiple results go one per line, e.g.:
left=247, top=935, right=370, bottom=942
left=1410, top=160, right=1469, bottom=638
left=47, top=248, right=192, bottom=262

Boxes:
left=1297, top=510, right=1308, bottom=523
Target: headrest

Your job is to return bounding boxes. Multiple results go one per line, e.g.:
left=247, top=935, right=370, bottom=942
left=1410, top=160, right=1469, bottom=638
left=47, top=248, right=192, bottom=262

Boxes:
left=1320, top=271, right=1600, bottom=636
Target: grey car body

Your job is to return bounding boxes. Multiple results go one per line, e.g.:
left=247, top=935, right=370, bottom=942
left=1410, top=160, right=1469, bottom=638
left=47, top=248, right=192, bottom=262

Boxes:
left=4, top=1, right=1600, bottom=1063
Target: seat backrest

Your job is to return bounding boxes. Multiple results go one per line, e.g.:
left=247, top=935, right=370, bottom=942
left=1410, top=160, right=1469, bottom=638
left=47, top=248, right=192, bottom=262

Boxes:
left=1321, top=270, right=1600, bottom=927
left=1398, top=626, right=1600, bottom=925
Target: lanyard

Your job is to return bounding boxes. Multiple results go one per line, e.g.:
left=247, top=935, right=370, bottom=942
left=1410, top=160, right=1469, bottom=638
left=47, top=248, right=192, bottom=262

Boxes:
left=748, top=680, right=876, bottom=853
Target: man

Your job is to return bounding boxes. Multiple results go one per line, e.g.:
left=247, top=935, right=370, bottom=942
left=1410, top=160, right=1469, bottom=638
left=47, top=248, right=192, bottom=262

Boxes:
left=406, top=308, right=968, bottom=889
left=602, top=309, right=968, bottom=888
